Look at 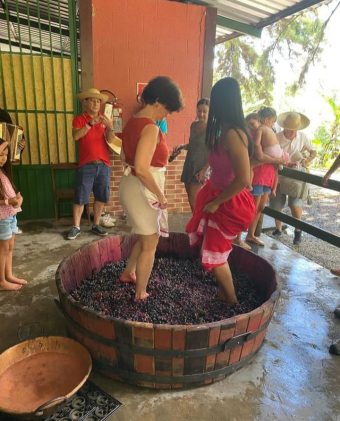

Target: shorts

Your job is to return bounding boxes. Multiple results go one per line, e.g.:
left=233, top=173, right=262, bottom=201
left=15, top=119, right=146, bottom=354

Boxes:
left=252, top=185, right=272, bottom=196
left=74, top=162, right=110, bottom=205
left=269, top=188, right=303, bottom=210
left=0, top=215, right=19, bottom=240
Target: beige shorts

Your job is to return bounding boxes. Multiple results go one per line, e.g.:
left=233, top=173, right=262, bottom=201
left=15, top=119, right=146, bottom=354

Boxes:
left=119, top=170, right=166, bottom=236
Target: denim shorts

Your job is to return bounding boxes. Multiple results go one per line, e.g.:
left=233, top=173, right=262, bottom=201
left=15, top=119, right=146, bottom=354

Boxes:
left=74, top=162, right=111, bottom=204
left=0, top=215, right=19, bottom=240
left=252, top=185, right=272, bottom=196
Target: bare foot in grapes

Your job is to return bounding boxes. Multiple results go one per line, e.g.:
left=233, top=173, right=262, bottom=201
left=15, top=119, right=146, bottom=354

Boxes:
left=119, top=271, right=136, bottom=283
left=217, top=288, right=238, bottom=305
left=135, top=291, right=149, bottom=301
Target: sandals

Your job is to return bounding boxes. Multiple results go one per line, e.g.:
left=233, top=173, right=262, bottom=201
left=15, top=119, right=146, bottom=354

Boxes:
left=233, top=239, right=252, bottom=250
left=245, top=236, right=265, bottom=247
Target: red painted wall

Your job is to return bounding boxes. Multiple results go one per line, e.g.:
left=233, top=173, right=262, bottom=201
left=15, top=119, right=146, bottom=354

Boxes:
left=87, top=0, right=207, bottom=214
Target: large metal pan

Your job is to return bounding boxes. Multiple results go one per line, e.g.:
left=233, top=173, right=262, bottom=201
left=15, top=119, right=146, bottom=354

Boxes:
left=0, top=336, right=92, bottom=420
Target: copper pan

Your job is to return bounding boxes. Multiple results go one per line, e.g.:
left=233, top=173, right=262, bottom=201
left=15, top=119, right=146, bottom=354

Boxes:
left=0, top=336, right=92, bottom=420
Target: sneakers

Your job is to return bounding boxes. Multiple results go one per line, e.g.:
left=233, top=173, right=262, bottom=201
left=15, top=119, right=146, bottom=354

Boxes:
left=293, top=230, right=302, bottom=245
left=100, top=213, right=116, bottom=228
left=67, top=226, right=81, bottom=240
left=272, top=229, right=282, bottom=236
left=91, top=224, right=108, bottom=236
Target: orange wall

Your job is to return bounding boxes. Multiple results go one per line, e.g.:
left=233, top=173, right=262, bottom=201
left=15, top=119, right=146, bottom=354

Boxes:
left=84, top=0, right=207, bottom=214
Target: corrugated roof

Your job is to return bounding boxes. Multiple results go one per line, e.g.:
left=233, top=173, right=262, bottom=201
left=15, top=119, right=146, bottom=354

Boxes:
left=174, top=0, right=327, bottom=43
left=0, top=0, right=328, bottom=53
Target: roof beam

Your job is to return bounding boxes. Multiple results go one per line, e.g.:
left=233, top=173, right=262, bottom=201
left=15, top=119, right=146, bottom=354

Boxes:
left=215, top=0, right=325, bottom=44
left=217, top=15, right=262, bottom=38
left=257, top=0, right=326, bottom=28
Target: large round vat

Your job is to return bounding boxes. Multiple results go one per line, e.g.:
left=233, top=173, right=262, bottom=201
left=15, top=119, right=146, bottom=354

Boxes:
left=56, top=233, right=279, bottom=389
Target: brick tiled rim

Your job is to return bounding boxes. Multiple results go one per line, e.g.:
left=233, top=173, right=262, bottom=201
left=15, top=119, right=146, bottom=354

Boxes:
left=56, top=233, right=280, bottom=389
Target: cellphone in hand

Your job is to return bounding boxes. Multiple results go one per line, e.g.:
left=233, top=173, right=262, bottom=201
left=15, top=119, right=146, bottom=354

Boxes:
left=104, top=103, right=113, bottom=119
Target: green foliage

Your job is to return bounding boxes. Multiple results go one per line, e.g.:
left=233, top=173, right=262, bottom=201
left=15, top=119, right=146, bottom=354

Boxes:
left=312, top=97, right=340, bottom=168
left=215, top=40, right=274, bottom=106
left=215, top=8, right=331, bottom=106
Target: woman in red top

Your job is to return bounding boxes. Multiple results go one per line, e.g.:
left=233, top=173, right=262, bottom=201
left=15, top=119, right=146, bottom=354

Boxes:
left=119, top=76, right=183, bottom=300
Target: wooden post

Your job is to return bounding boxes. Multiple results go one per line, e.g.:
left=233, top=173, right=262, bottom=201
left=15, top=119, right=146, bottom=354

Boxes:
left=201, top=7, right=217, bottom=98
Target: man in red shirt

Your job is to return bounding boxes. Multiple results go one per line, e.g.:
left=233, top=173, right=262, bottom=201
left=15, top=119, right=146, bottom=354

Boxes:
left=67, top=88, right=118, bottom=240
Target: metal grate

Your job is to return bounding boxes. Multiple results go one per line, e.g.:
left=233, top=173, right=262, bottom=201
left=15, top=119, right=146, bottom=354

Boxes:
left=44, top=381, right=122, bottom=421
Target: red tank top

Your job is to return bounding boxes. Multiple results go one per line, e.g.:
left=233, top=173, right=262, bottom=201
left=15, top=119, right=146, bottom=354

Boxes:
left=122, top=117, right=168, bottom=168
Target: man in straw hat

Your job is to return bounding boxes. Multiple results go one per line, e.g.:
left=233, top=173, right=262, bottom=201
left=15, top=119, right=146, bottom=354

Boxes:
left=269, top=111, right=316, bottom=245
left=67, top=88, right=120, bottom=240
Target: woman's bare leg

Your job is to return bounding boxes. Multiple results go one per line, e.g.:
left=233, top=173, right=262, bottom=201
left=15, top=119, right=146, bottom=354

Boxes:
left=212, top=263, right=238, bottom=305
left=135, top=233, right=159, bottom=300
left=120, top=238, right=141, bottom=282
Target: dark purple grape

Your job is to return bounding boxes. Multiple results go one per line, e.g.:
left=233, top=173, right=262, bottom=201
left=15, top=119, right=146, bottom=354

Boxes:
left=69, top=257, right=264, bottom=324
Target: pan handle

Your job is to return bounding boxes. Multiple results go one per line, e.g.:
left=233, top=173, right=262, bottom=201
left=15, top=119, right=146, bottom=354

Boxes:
left=34, top=396, right=66, bottom=417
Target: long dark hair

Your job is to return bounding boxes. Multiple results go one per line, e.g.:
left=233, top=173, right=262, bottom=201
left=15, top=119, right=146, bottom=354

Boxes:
left=0, top=139, right=14, bottom=199
left=206, top=77, right=252, bottom=156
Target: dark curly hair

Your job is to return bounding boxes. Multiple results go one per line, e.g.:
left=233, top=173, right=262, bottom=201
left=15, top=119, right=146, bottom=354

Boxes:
left=141, top=76, right=183, bottom=112
left=206, top=77, right=253, bottom=156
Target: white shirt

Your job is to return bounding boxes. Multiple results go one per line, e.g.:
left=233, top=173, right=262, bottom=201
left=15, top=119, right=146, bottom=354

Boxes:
left=276, top=130, right=314, bottom=160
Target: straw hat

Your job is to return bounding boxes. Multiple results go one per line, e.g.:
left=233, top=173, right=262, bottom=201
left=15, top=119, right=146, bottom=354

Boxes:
left=277, top=112, right=310, bottom=130
left=106, top=137, right=122, bottom=155
left=77, top=88, right=108, bottom=102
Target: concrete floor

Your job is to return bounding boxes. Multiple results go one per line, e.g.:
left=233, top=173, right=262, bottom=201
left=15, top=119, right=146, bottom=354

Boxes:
left=0, top=215, right=339, bottom=421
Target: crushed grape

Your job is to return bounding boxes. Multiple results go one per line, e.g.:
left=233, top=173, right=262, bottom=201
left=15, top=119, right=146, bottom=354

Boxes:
left=70, top=257, right=265, bottom=325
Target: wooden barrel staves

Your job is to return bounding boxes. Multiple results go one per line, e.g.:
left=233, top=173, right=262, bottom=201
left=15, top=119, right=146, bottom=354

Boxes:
left=55, top=233, right=279, bottom=389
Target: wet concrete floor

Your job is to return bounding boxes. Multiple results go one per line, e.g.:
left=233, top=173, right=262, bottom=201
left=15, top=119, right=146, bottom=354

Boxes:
left=0, top=215, right=339, bottom=421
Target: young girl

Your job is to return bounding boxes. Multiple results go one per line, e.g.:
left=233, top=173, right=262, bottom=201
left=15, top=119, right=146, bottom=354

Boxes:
left=186, top=78, right=256, bottom=304
left=0, top=139, right=26, bottom=291
left=233, top=112, right=261, bottom=251
left=170, top=98, right=210, bottom=211
left=245, top=107, right=287, bottom=246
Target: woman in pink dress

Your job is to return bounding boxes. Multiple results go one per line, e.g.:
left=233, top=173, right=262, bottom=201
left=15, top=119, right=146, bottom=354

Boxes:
left=186, top=78, right=256, bottom=304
